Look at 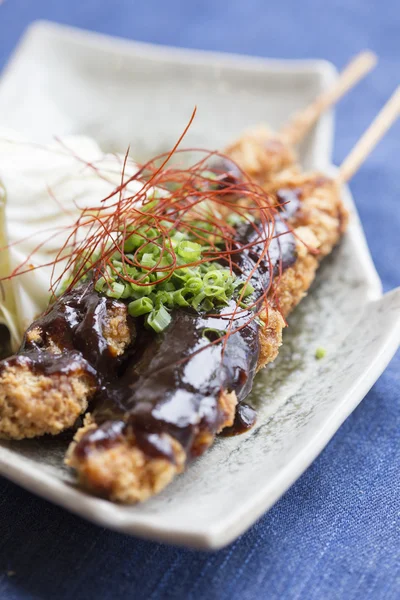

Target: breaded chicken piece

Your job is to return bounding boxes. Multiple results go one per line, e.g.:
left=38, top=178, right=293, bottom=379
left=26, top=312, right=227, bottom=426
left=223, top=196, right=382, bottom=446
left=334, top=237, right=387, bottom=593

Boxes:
left=224, top=126, right=300, bottom=188
left=0, top=289, right=132, bottom=440
left=66, top=415, right=186, bottom=503
left=272, top=174, right=347, bottom=316
left=0, top=360, right=96, bottom=440
left=66, top=390, right=237, bottom=503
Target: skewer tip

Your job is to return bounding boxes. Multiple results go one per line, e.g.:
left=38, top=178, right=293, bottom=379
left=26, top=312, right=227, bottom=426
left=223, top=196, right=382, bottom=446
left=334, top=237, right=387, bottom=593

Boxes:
left=280, top=50, right=379, bottom=146
left=356, top=50, right=378, bottom=70
left=338, top=85, right=400, bottom=184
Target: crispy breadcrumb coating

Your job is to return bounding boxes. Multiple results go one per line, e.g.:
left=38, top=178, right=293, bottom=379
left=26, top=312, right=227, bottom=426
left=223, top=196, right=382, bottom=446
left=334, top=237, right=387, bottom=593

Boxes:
left=0, top=302, right=132, bottom=439
left=66, top=415, right=185, bottom=503
left=225, top=126, right=299, bottom=187
left=0, top=363, right=96, bottom=440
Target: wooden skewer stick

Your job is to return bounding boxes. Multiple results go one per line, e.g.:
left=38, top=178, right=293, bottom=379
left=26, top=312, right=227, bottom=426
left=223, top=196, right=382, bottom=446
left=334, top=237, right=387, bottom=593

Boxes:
left=280, top=50, right=377, bottom=146
left=337, top=86, right=400, bottom=184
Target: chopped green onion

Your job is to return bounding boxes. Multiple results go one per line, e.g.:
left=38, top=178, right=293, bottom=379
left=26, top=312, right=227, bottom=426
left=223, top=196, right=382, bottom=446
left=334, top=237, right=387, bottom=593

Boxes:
left=158, top=281, right=175, bottom=292
left=130, top=279, right=154, bottom=295
left=94, top=276, right=107, bottom=293
left=202, top=298, right=214, bottom=311
left=62, top=212, right=263, bottom=333
left=241, top=282, right=255, bottom=298
left=172, top=289, right=190, bottom=307
left=120, top=284, right=132, bottom=299
left=200, top=170, right=218, bottom=181
left=154, top=290, right=174, bottom=308
left=140, top=253, right=157, bottom=268
left=185, top=277, right=203, bottom=294
left=157, top=255, right=173, bottom=268
left=204, top=284, right=225, bottom=298
left=107, top=282, right=125, bottom=299
left=170, top=231, right=185, bottom=248
left=124, top=233, right=144, bottom=251
left=203, top=271, right=224, bottom=286
left=192, top=292, right=206, bottom=310
left=202, top=327, right=225, bottom=342
left=177, top=240, right=202, bottom=261
left=128, top=297, right=154, bottom=317
left=145, top=227, right=158, bottom=240
left=146, top=305, right=172, bottom=333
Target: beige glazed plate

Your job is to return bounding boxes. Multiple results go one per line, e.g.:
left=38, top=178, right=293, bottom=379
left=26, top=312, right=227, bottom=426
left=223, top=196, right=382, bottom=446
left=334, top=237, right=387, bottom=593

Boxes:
left=0, top=21, right=399, bottom=549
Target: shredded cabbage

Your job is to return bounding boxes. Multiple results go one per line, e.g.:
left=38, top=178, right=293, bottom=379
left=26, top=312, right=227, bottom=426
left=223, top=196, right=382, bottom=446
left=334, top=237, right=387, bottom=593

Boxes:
left=0, top=129, right=143, bottom=350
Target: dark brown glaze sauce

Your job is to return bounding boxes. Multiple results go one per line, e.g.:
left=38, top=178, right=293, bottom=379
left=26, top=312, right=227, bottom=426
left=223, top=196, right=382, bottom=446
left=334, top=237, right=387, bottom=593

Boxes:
left=0, top=170, right=300, bottom=464
left=220, top=402, right=257, bottom=436
left=0, top=284, right=129, bottom=390
left=276, top=188, right=301, bottom=219
left=88, top=300, right=259, bottom=460
left=76, top=216, right=297, bottom=463
left=209, top=157, right=244, bottom=189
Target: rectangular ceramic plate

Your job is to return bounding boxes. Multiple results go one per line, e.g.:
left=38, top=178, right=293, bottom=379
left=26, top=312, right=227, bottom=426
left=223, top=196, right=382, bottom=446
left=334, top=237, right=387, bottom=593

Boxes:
left=0, top=21, right=399, bottom=550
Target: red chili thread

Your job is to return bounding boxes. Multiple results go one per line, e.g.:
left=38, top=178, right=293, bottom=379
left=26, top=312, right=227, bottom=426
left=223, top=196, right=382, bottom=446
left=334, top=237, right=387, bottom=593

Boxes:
left=0, top=109, right=314, bottom=352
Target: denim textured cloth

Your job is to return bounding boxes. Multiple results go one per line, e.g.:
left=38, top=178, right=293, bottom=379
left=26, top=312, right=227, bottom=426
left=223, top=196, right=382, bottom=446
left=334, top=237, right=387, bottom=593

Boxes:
left=0, top=1, right=399, bottom=599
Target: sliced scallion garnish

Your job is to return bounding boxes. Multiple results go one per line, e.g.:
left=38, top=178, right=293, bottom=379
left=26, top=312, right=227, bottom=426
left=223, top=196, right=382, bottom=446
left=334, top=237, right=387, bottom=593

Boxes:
left=128, top=297, right=154, bottom=317
left=146, top=305, right=172, bottom=333
left=64, top=221, right=257, bottom=333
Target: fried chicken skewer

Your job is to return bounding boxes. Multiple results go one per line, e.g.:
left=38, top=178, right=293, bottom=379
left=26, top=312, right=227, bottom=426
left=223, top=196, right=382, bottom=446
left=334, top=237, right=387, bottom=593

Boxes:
left=65, top=89, right=400, bottom=503
left=0, top=52, right=375, bottom=443
left=64, top=176, right=342, bottom=502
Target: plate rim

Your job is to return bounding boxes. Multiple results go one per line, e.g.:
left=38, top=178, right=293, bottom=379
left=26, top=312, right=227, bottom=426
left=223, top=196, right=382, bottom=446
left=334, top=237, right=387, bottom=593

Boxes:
left=0, top=21, right=393, bottom=550
left=2, top=19, right=340, bottom=74
left=0, top=19, right=337, bottom=169
left=1, top=285, right=399, bottom=551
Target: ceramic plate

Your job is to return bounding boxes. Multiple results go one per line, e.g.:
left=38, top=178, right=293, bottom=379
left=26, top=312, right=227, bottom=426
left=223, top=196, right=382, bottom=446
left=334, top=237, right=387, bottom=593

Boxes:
left=0, top=21, right=399, bottom=549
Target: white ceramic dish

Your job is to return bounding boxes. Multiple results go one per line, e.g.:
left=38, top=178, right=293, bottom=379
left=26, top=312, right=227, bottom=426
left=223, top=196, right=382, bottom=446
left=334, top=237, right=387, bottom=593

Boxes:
left=0, top=21, right=399, bottom=550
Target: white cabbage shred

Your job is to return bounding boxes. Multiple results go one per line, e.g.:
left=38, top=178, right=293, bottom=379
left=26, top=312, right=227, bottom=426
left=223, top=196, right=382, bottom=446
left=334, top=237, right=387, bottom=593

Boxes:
left=0, top=129, right=143, bottom=350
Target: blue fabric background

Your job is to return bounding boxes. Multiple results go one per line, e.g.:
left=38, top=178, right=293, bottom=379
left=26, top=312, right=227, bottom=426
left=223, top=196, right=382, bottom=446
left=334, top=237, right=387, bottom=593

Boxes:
left=0, top=1, right=399, bottom=599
